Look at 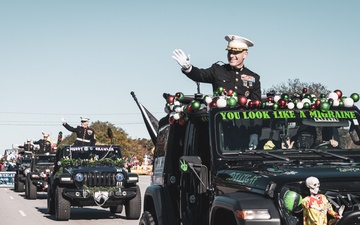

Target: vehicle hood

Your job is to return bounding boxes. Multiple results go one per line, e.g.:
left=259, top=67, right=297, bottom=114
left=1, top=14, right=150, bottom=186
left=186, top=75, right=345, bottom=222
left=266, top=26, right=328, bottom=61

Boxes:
left=215, top=163, right=360, bottom=194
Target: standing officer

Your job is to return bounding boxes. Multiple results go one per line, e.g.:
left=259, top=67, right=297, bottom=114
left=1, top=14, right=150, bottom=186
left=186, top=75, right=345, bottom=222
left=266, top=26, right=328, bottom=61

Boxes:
left=33, top=132, right=52, bottom=153
left=19, top=139, right=34, bottom=152
left=172, top=34, right=261, bottom=100
left=61, top=116, right=96, bottom=146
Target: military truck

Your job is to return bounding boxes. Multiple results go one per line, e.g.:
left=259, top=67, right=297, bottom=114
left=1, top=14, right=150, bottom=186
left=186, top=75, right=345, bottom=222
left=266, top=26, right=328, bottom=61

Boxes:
left=47, top=145, right=141, bottom=221
left=135, top=90, right=360, bottom=225
left=25, top=152, right=56, bottom=199
left=14, top=150, right=33, bottom=192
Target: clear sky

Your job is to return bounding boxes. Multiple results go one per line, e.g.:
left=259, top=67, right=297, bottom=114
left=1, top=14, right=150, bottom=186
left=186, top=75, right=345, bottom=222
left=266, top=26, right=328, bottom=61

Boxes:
left=0, top=1, right=359, bottom=155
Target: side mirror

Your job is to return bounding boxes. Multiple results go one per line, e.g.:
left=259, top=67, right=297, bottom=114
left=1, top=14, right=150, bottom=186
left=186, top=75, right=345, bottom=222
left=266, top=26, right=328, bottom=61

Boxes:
left=179, top=156, right=202, bottom=173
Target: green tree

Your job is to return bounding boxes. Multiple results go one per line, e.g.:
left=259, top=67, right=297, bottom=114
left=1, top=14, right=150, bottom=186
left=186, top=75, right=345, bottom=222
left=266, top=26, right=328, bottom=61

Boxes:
left=265, top=78, right=330, bottom=97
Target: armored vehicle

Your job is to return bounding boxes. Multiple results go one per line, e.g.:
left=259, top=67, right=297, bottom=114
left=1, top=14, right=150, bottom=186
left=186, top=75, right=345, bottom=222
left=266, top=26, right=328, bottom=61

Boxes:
left=135, top=90, right=360, bottom=225
left=25, top=152, right=56, bottom=199
left=14, top=150, right=33, bottom=192
left=47, top=145, right=141, bottom=221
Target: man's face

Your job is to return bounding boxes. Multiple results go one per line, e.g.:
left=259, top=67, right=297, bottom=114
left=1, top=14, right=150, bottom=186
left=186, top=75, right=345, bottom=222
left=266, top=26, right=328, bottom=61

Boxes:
left=81, top=121, right=88, bottom=128
left=227, top=50, right=248, bottom=68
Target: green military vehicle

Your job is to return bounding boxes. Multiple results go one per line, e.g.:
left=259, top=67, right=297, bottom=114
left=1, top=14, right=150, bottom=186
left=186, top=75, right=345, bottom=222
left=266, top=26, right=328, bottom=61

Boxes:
left=47, top=145, right=141, bottom=221
left=134, top=89, right=360, bottom=225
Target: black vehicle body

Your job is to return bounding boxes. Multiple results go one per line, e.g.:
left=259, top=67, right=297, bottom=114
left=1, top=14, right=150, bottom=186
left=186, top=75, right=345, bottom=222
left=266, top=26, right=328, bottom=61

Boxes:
left=137, top=92, right=360, bottom=225
left=14, top=150, right=33, bottom=192
left=47, top=145, right=141, bottom=221
left=25, top=152, right=56, bottom=199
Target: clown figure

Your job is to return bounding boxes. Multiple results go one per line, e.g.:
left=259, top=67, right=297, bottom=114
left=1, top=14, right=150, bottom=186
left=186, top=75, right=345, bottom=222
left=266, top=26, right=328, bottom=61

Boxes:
left=302, top=176, right=342, bottom=225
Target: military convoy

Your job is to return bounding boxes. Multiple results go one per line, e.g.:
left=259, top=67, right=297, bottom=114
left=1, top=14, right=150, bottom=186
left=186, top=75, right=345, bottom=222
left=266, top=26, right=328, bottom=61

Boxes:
left=136, top=90, right=360, bottom=225
left=47, top=145, right=141, bottom=221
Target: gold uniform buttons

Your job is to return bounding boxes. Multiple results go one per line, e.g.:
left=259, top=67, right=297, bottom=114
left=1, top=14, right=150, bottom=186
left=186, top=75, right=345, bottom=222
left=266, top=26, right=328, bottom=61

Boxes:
left=235, top=86, right=238, bottom=89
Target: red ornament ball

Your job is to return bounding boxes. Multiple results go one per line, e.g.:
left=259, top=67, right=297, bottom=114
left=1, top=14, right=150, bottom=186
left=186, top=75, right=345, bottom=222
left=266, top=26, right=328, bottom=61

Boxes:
left=167, top=95, right=175, bottom=104
left=334, top=89, right=343, bottom=99
left=238, top=96, right=247, bottom=106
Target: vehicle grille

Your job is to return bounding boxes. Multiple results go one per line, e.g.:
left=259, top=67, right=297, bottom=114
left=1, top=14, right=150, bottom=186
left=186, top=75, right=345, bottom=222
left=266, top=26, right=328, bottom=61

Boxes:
left=83, top=172, right=117, bottom=187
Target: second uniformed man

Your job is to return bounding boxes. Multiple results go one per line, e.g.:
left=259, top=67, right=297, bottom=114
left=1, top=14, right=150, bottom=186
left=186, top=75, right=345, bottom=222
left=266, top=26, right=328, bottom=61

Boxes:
left=62, top=116, right=96, bottom=146
left=172, top=34, right=261, bottom=100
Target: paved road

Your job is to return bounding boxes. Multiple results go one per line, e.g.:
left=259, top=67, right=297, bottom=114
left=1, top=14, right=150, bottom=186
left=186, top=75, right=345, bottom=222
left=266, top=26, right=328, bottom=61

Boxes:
left=0, top=175, right=151, bottom=225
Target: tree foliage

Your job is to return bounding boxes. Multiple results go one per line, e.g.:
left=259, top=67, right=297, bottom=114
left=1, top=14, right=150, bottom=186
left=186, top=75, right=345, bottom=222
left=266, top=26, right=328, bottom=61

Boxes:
left=265, top=78, right=330, bottom=97
left=60, top=121, right=154, bottom=164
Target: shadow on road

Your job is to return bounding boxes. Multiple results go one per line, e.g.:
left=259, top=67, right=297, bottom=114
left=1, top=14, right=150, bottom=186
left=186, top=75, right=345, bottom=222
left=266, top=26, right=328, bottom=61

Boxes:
left=36, top=206, right=131, bottom=221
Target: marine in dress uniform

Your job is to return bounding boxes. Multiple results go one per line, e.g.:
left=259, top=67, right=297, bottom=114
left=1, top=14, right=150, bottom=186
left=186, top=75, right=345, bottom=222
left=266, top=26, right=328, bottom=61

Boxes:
left=62, top=117, right=96, bottom=146
left=33, top=133, right=52, bottom=153
left=172, top=35, right=261, bottom=100
left=19, top=139, right=34, bottom=152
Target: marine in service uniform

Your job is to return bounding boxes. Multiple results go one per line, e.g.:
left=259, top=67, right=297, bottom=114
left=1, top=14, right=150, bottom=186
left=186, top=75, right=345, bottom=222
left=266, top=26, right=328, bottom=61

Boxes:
left=61, top=116, right=96, bottom=146
left=172, top=35, right=261, bottom=100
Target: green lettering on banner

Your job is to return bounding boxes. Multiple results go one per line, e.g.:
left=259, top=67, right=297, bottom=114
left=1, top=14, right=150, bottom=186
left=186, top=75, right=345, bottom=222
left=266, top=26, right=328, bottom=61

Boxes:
left=219, top=110, right=356, bottom=121
left=299, top=111, right=306, bottom=118
left=273, top=111, right=296, bottom=119
left=229, top=172, right=262, bottom=185
left=219, top=112, right=227, bottom=120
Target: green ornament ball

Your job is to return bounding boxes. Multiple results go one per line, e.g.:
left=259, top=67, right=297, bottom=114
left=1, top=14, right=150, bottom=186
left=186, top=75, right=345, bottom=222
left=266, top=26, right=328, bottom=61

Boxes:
left=192, top=101, right=201, bottom=111
left=351, top=93, right=360, bottom=102
left=303, top=102, right=310, bottom=109
left=320, top=102, right=331, bottom=112
left=281, top=93, right=290, bottom=101
left=217, top=87, right=224, bottom=94
left=227, top=97, right=237, bottom=107
left=273, top=103, right=279, bottom=111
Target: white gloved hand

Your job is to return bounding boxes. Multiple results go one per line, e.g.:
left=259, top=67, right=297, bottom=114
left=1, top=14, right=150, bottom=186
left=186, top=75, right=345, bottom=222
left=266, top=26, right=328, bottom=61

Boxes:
left=172, top=49, right=191, bottom=70
left=61, top=116, right=66, bottom=124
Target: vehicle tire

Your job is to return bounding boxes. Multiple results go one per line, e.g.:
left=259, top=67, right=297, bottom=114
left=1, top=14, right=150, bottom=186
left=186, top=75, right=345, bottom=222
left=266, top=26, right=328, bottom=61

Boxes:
left=14, top=174, right=19, bottom=192
left=47, top=186, right=55, bottom=214
left=139, top=211, right=156, bottom=225
left=27, top=174, right=37, bottom=199
left=110, top=205, right=123, bottom=214
left=25, top=176, right=29, bottom=198
left=124, top=185, right=141, bottom=219
left=18, top=176, right=25, bottom=192
left=55, top=186, right=70, bottom=221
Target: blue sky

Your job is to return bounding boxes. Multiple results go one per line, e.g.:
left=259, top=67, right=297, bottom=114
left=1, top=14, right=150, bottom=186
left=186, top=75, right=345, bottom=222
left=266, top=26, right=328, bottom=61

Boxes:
left=0, top=1, right=359, bottom=155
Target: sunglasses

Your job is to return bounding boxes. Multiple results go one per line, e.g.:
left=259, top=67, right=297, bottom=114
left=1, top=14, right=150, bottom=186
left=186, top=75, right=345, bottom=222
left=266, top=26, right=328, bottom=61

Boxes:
left=228, top=50, right=246, bottom=55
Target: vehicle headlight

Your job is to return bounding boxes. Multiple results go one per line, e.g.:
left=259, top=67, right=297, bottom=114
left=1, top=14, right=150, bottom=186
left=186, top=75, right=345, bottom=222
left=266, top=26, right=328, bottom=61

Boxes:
left=74, top=173, right=84, bottom=182
left=115, top=173, right=125, bottom=182
left=24, top=168, right=31, bottom=176
left=235, top=209, right=271, bottom=220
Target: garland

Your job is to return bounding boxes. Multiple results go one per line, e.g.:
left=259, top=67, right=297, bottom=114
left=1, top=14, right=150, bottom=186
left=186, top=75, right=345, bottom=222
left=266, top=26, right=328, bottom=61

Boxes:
left=165, top=87, right=360, bottom=125
left=82, top=185, right=124, bottom=193
left=59, top=157, right=124, bottom=168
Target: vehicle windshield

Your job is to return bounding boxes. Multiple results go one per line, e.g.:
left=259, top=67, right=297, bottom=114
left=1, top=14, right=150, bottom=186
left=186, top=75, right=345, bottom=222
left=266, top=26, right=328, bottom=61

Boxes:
left=215, top=108, right=360, bottom=154
left=62, top=146, right=122, bottom=160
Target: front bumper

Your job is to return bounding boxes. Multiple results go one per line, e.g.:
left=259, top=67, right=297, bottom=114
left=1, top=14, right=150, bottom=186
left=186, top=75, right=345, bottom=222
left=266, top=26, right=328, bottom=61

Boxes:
left=63, top=186, right=137, bottom=206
